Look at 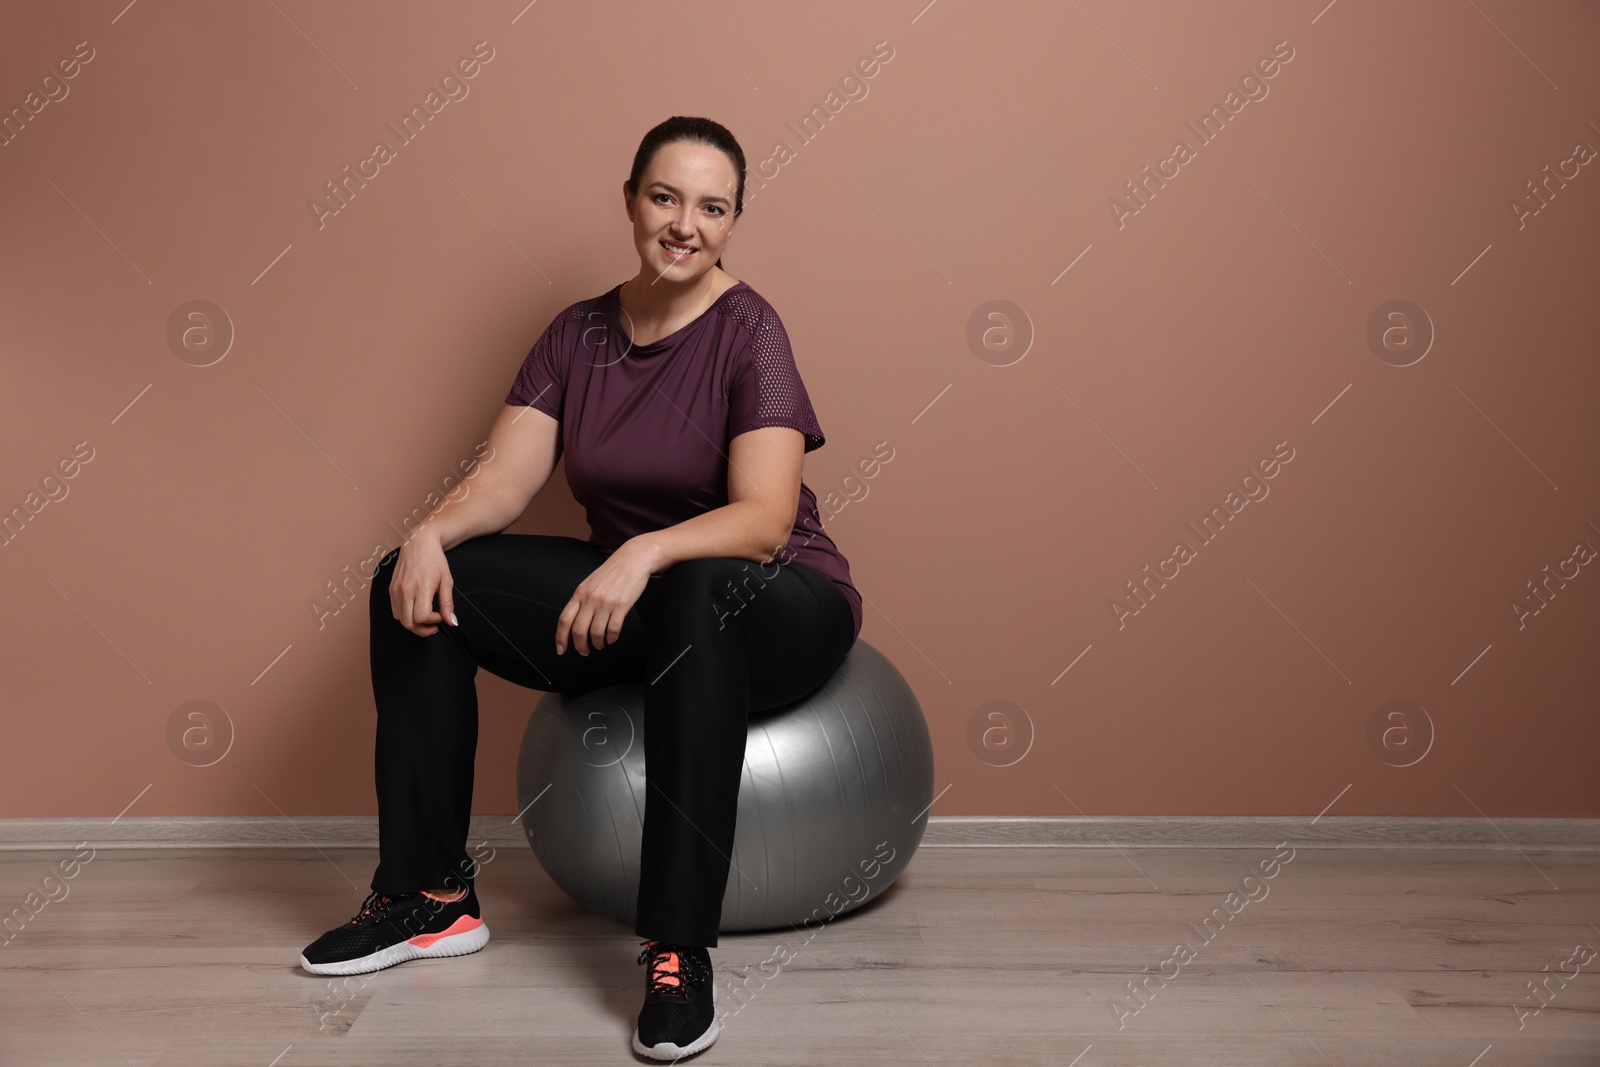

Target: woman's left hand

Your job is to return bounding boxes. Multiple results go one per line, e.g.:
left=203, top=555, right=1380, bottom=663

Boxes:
left=556, top=537, right=658, bottom=656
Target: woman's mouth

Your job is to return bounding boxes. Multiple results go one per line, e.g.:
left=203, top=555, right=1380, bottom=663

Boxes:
left=660, top=239, right=697, bottom=261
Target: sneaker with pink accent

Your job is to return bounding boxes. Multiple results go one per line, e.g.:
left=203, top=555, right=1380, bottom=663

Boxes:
left=633, top=939, right=720, bottom=1059
left=299, top=887, right=489, bottom=976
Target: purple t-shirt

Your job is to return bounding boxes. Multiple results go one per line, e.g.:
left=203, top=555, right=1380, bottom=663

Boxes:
left=503, top=279, right=863, bottom=640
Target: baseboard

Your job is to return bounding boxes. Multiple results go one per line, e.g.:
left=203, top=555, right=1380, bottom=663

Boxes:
left=918, top=816, right=1599, bottom=850
left=0, top=815, right=1595, bottom=851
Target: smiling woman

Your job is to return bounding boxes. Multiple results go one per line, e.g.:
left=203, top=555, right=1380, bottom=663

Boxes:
left=622, top=133, right=741, bottom=292
left=298, top=116, right=864, bottom=1063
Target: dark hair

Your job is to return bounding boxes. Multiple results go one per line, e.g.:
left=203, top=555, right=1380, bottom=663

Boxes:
left=624, top=116, right=746, bottom=269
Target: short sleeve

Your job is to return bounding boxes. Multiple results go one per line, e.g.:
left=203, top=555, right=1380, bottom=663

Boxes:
left=504, top=315, right=565, bottom=420
left=727, top=308, right=825, bottom=452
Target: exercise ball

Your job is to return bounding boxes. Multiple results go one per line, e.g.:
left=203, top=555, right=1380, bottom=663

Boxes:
left=514, top=639, right=933, bottom=933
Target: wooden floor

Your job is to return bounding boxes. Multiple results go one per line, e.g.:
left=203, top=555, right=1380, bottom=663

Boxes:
left=1, top=844, right=1596, bottom=1065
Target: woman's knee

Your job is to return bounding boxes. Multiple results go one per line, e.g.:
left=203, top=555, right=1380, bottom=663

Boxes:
left=651, top=557, right=779, bottom=631
left=443, top=533, right=596, bottom=587
left=369, top=538, right=498, bottom=624
left=655, top=557, right=749, bottom=591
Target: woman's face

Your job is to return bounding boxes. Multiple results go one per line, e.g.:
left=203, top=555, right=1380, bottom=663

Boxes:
left=625, top=140, right=739, bottom=284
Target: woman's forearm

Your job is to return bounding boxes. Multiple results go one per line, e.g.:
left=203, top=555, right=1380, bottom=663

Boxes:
left=413, top=471, right=526, bottom=552
left=634, top=500, right=791, bottom=573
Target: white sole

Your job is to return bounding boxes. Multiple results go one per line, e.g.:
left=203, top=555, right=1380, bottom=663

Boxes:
left=632, top=982, right=721, bottom=1060
left=300, top=921, right=490, bottom=976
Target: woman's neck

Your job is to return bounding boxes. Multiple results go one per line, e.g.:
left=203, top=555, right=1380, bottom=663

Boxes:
left=618, top=269, right=738, bottom=341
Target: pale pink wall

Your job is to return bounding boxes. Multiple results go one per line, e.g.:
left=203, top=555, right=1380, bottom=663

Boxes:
left=2, top=1, right=1595, bottom=820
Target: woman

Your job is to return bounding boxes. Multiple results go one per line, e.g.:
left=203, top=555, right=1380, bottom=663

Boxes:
left=297, top=115, right=861, bottom=1060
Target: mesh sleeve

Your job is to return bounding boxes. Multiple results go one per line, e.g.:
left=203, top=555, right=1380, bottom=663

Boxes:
left=727, top=308, right=825, bottom=452
left=503, top=315, right=565, bottom=419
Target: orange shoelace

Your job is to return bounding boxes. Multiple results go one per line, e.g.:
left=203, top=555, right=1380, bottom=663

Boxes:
left=639, top=939, right=708, bottom=997
left=350, top=892, right=398, bottom=925
left=649, top=943, right=682, bottom=992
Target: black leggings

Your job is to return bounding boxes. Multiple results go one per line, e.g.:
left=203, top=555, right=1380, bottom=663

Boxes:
left=367, top=532, right=857, bottom=947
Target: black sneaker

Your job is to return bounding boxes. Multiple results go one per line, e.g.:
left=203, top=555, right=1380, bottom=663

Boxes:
left=299, top=887, right=489, bottom=976
left=633, top=939, right=720, bottom=1059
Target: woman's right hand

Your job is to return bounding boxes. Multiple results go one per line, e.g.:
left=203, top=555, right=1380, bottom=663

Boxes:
left=390, top=528, right=460, bottom=637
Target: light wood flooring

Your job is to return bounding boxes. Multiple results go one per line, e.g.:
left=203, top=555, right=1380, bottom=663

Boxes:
left=1, top=844, right=1596, bottom=1065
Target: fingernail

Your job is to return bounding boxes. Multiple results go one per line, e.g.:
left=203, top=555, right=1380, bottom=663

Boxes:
left=448, top=612, right=459, bottom=626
